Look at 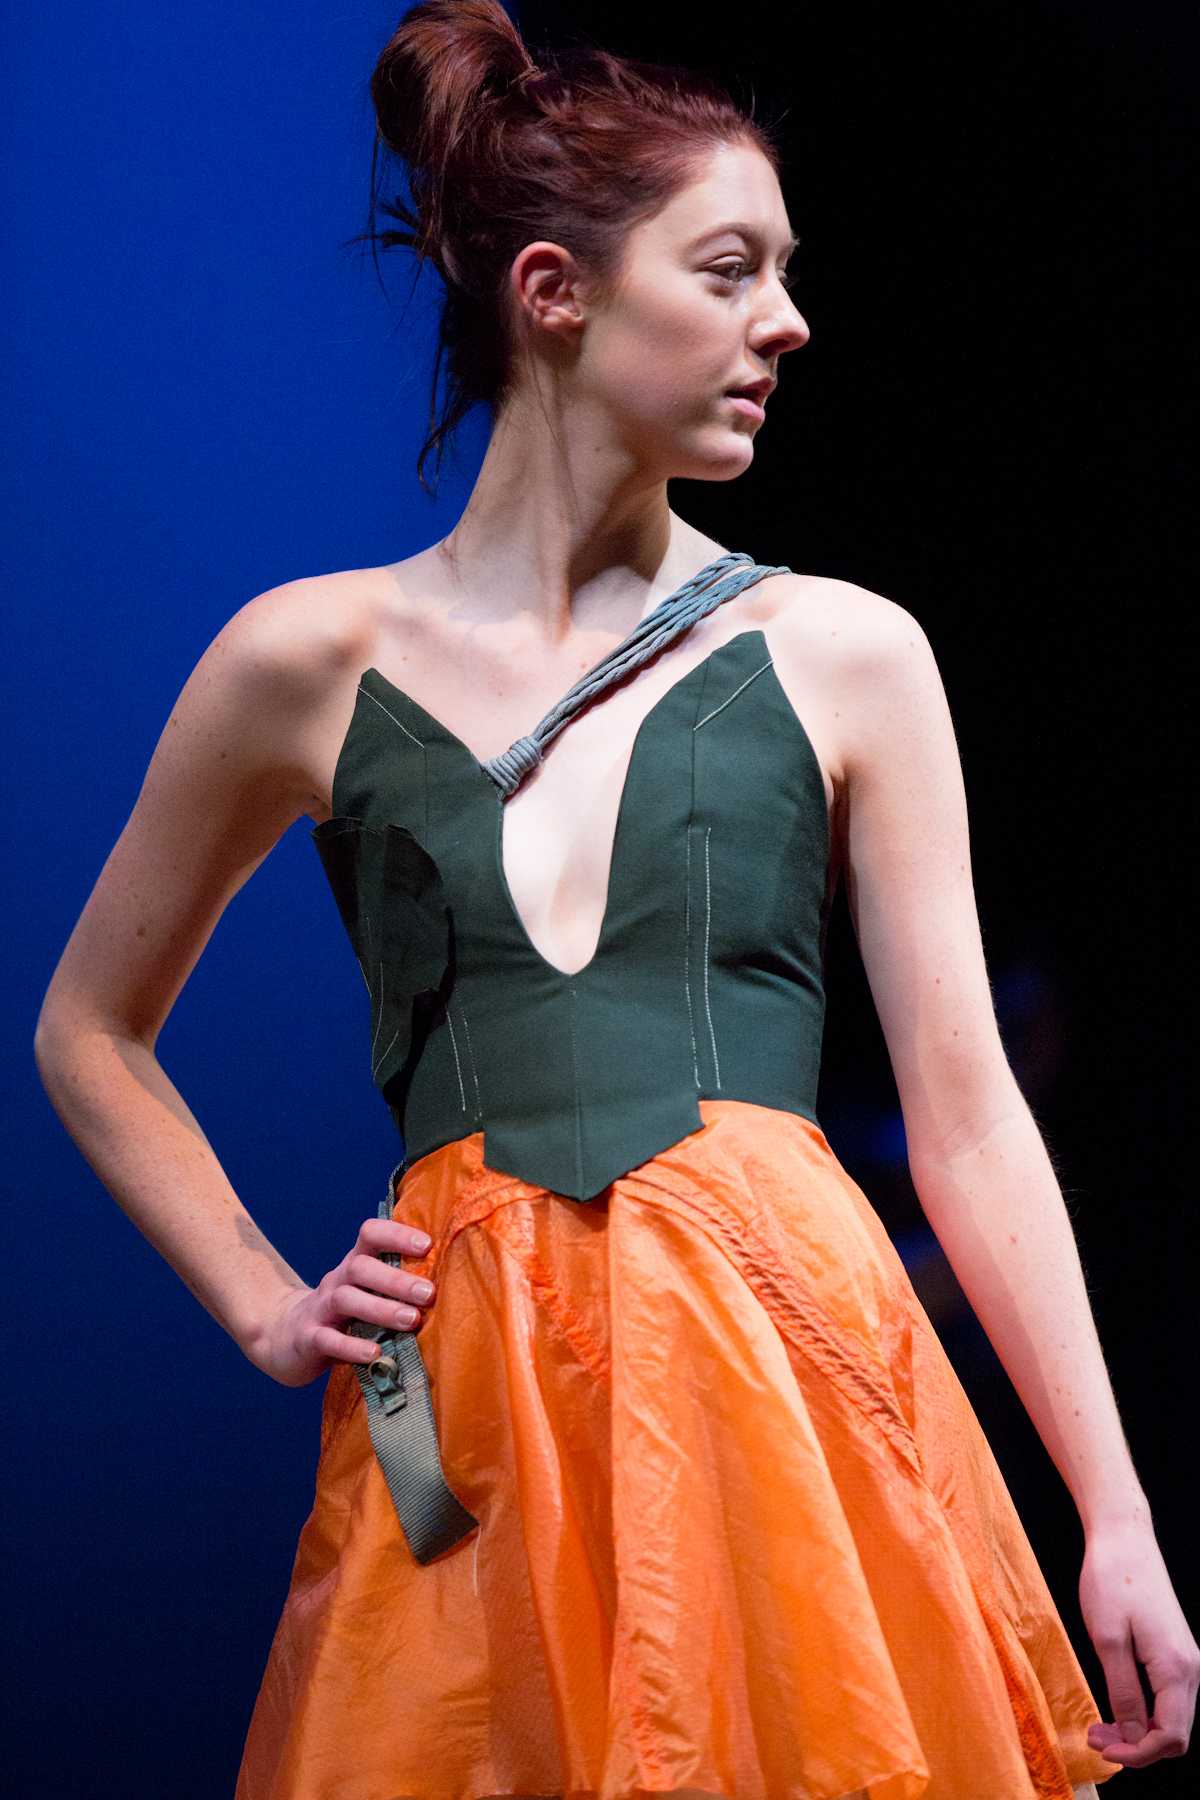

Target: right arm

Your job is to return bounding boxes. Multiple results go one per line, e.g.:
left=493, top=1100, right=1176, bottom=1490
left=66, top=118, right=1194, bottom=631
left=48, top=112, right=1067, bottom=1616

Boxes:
left=33, top=581, right=436, bottom=1386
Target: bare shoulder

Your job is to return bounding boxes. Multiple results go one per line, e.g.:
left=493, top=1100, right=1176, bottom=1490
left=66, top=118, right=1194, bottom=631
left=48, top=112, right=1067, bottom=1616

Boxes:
left=210, top=564, right=381, bottom=713
left=768, top=571, right=927, bottom=672
left=766, top=573, right=936, bottom=775
left=203, top=564, right=394, bottom=820
left=34, top=565, right=391, bottom=1042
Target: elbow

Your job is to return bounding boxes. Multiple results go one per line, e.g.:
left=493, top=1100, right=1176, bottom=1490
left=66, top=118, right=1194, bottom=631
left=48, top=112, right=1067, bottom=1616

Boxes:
left=33, top=1003, right=70, bottom=1085
left=33, top=995, right=96, bottom=1084
left=35, top=994, right=151, bottom=1078
left=903, top=1063, right=1029, bottom=1171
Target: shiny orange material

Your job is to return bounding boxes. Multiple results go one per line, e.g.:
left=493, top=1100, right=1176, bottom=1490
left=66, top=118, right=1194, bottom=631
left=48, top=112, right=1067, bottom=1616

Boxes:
left=236, top=1101, right=1122, bottom=1799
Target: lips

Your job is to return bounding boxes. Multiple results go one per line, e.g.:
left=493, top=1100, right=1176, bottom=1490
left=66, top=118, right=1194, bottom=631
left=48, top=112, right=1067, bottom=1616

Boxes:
left=725, top=378, right=775, bottom=406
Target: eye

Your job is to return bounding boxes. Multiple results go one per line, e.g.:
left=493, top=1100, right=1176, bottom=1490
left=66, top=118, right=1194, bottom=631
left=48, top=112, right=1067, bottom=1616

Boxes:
left=711, top=260, right=798, bottom=291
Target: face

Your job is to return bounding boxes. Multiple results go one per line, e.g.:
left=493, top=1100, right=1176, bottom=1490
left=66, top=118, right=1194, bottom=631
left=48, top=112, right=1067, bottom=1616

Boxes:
left=508, top=139, right=811, bottom=478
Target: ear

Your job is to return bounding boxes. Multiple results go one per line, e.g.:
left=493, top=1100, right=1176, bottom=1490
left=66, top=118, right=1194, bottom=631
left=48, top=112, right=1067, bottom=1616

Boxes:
left=510, top=240, right=586, bottom=336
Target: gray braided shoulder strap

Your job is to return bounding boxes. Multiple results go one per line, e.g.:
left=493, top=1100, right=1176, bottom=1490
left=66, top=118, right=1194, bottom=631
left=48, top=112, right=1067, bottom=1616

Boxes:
left=350, top=551, right=789, bottom=1563
left=480, top=550, right=791, bottom=798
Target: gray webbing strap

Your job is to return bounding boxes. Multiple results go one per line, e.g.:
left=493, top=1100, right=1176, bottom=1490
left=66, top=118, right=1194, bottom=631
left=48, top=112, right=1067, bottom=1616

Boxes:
left=351, top=1161, right=480, bottom=1564
left=351, top=552, right=788, bottom=1561
left=481, top=551, right=790, bottom=797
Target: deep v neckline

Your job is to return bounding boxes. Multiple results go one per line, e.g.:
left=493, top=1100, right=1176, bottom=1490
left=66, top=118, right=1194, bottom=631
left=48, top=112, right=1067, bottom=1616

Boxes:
left=356, top=629, right=771, bottom=980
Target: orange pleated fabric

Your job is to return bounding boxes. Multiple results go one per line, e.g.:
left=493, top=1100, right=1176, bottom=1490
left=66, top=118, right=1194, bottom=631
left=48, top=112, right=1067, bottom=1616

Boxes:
left=235, top=1100, right=1123, bottom=1800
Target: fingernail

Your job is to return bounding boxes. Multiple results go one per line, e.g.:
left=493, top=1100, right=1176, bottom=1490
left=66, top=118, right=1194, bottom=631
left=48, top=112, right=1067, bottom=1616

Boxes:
left=413, top=1233, right=432, bottom=1252
left=1120, top=1721, right=1142, bottom=1742
left=412, top=1279, right=434, bottom=1301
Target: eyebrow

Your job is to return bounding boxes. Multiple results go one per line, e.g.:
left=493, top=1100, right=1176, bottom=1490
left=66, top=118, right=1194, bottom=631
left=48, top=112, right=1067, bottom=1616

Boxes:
left=688, top=221, right=801, bottom=258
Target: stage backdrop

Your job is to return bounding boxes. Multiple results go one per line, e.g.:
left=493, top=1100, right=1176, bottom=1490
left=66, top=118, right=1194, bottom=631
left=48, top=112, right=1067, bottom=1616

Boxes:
left=4, top=2, right=1190, bottom=1795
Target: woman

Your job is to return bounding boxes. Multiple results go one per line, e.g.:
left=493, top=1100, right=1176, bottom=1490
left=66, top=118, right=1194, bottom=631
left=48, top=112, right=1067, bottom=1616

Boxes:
left=34, top=4, right=1195, bottom=1797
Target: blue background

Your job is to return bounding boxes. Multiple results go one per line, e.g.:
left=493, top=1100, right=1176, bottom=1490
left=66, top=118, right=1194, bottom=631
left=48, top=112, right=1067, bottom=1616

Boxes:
left=5, top=2, right=1192, bottom=1794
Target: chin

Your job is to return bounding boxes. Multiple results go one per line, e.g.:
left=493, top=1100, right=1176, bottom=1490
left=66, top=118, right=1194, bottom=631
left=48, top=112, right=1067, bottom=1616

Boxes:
left=671, top=434, right=756, bottom=481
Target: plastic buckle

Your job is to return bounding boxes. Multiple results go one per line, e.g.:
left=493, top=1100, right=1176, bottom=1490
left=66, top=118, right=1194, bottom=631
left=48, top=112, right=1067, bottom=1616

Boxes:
left=366, top=1345, right=409, bottom=1414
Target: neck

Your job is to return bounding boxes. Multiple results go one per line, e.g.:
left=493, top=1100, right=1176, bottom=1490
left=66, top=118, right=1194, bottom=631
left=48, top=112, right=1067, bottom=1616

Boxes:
left=433, top=398, right=712, bottom=645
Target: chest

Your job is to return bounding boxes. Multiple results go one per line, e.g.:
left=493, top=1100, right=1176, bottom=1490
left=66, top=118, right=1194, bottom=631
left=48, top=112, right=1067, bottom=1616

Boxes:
left=317, top=567, right=843, bottom=979
left=494, top=631, right=838, bottom=976
left=334, top=625, right=832, bottom=984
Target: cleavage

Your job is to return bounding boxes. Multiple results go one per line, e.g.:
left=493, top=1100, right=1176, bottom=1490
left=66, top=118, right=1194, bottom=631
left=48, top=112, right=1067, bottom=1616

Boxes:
left=492, top=617, right=749, bottom=977
left=498, top=710, right=637, bottom=977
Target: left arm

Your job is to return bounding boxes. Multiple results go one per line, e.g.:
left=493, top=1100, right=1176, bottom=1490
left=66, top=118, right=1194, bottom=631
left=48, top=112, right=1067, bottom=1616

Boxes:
left=834, top=589, right=1144, bottom=1530
left=830, top=587, right=1198, bottom=1769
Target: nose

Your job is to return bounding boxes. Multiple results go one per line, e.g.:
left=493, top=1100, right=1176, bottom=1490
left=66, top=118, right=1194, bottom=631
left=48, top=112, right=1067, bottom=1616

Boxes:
left=763, top=302, right=810, bottom=360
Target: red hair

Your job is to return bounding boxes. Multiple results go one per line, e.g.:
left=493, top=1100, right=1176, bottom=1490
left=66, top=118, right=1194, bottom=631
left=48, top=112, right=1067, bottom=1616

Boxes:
left=351, top=1, right=785, bottom=495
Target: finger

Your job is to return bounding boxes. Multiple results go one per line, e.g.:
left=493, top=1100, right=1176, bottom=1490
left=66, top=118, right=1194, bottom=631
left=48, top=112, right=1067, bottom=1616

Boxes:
left=361, top=1217, right=432, bottom=1257
left=310, top=1321, right=396, bottom=1364
left=331, top=1283, right=423, bottom=1333
left=1086, top=1724, right=1126, bottom=1751
left=344, top=1257, right=435, bottom=1306
left=1096, top=1637, right=1148, bottom=1746
left=1087, top=1722, right=1188, bottom=1768
left=1145, top=1674, right=1195, bottom=1758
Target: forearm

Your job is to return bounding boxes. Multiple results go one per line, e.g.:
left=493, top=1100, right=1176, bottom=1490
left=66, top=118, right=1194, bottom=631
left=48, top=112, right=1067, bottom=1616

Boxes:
left=34, top=1012, right=310, bottom=1360
left=908, top=1096, right=1151, bottom=1536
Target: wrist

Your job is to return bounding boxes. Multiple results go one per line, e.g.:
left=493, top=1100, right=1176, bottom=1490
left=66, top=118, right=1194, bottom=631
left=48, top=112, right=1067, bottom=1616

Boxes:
left=239, top=1278, right=312, bottom=1365
left=1080, top=1486, right=1154, bottom=1538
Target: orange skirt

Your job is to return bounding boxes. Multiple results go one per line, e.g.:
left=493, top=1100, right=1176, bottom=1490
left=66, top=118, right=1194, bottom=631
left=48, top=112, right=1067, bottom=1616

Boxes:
left=235, top=1100, right=1122, bottom=1799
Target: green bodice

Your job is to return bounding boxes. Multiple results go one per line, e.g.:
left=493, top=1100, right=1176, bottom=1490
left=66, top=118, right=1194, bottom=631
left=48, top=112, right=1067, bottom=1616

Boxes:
left=312, top=558, right=831, bottom=1204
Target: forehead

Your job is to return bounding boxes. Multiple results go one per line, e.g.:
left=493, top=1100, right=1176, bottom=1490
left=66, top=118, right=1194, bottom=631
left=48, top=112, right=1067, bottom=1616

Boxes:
left=650, top=143, right=796, bottom=252
left=685, top=218, right=801, bottom=256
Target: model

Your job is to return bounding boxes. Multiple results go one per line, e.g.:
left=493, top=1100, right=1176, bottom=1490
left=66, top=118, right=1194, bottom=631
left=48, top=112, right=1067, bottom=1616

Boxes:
left=34, top=4, right=1196, bottom=1796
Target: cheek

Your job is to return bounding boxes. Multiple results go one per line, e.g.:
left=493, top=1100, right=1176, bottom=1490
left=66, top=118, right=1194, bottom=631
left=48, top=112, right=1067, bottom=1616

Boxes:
left=613, top=314, right=726, bottom=414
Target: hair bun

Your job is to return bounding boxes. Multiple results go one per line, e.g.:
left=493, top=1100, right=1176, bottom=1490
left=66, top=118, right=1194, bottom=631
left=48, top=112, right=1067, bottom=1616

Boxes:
left=370, top=1, right=534, bottom=167
left=507, top=61, right=544, bottom=94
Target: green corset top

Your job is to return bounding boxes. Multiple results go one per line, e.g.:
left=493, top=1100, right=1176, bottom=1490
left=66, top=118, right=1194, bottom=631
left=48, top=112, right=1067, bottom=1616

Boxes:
left=312, top=553, right=832, bottom=1203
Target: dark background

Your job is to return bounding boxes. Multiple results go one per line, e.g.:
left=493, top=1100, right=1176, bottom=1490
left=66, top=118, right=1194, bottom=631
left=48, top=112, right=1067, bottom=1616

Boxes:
left=4, top=1, right=1194, bottom=1793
